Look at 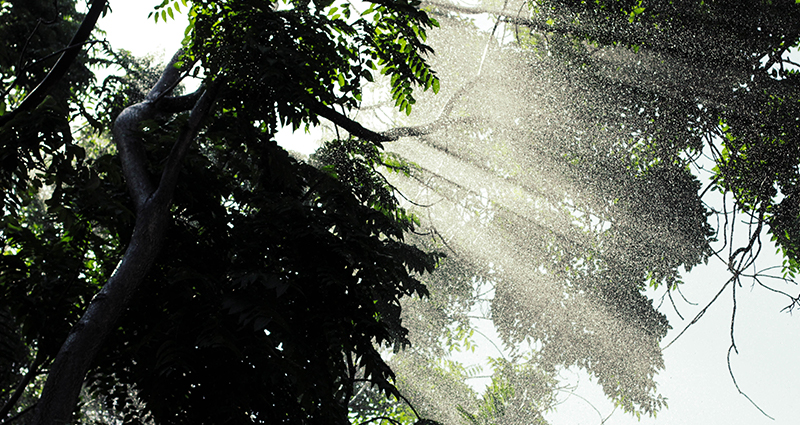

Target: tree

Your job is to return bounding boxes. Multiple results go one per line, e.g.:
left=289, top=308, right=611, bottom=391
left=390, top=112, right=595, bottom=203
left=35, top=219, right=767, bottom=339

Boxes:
left=1, top=0, right=445, bottom=423
left=3, top=0, right=799, bottom=424
left=366, top=0, right=799, bottom=420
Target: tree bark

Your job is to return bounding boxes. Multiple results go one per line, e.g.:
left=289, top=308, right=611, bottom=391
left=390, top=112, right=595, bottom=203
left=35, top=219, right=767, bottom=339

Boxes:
left=30, top=52, right=217, bottom=425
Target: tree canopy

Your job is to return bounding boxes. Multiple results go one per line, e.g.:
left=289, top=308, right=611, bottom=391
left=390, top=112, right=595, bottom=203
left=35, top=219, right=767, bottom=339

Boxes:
left=1, top=0, right=799, bottom=424
left=355, top=0, right=800, bottom=421
left=2, top=0, right=442, bottom=423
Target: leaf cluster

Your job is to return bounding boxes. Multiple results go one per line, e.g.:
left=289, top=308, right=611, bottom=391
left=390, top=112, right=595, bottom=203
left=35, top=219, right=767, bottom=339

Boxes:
left=185, top=0, right=438, bottom=132
left=77, top=108, right=440, bottom=424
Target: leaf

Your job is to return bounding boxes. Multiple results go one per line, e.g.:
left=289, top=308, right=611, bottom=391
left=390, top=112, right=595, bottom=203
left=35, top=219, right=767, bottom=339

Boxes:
left=432, top=78, right=440, bottom=94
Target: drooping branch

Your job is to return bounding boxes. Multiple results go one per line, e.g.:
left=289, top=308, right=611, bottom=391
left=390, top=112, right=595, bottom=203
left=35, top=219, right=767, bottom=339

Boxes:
left=0, top=0, right=107, bottom=127
left=30, top=51, right=216, bottom=425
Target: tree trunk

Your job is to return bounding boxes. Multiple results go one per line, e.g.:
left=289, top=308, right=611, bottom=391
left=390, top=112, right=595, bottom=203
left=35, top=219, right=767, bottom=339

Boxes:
left=31, top=53, right=216, bottom=425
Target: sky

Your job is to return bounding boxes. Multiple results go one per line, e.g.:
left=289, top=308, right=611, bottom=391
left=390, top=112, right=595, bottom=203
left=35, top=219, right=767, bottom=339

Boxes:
left=95, top=2, right=800, bottom=424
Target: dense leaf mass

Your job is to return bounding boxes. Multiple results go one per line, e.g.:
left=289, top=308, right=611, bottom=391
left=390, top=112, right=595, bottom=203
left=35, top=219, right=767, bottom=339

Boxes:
left=1, top=0, right=441, bottom=423
left=376, top=0, right=799, bottom=420
left=89, top=121, right=438, bottom=424
left=2, top=0, right=800, bottom=424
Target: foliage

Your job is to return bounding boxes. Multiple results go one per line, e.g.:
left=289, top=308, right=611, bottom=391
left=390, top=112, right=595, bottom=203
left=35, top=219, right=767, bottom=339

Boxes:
left=88, top=129, right=438, bottom=424
left=3, top=0, right=800, bottom=424
left=526, top=0, right=800, bottom=276
left=187, top=0, right=439, bottom=130
left=365, top=0, right=799, bottom=420
left=1, top=0, right=443, bottom=423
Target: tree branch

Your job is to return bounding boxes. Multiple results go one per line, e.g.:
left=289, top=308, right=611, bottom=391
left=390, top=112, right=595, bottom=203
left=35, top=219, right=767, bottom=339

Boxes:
left=307, top=99, right=396, bottom=144
left=0, top=350, right=46, bottom=422
left=112, top=50, right=188, bottom=211
left=308, top=78, right=477, bottom=144
left=0, top=0, right=107, bottom=127
left=0, top=403, right=36, bottom=425
left=157, top=88, right=204, bottom=114
left=153, top=82, right=220, bottom=205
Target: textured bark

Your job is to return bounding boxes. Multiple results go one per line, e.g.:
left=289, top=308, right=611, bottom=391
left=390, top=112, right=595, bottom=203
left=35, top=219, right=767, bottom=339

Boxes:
left=30, top=52, right=217, bottom=425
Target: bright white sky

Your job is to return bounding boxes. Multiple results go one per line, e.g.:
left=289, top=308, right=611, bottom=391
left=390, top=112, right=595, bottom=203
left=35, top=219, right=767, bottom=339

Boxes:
left=96, top=2, right=800, bottom=424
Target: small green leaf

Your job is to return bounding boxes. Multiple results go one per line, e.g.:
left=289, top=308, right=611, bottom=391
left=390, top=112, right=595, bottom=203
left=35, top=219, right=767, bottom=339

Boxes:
left=161, top=10, right=167, bottom=22
left=168, top=7, right=174, bottom=19
left=432, top=78, right=440, bottom=94
left=546, top=18, right=555, bottom=26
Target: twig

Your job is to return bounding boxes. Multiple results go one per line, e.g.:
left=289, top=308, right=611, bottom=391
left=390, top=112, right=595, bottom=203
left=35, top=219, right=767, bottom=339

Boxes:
left=726, top=345, right=774, bottom=420
left=662, top=277, right=732, bottom=350
left=666, top=288, right=684, bottom=320
left=0, top=403, right=36, bottom=425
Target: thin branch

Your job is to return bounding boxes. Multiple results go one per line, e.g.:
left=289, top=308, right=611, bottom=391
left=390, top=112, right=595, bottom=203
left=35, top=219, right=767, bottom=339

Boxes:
left=675, top=283, right=698, bottom=306
left=666, top=288, right=684, bottom=320
left=0, top=350, right=46, bottom=422
left=307, top=100, right=394, bottom=144
left=311, top=76, right=479, bottom=145
left=470, top=327, right=508, bottom=361
left=726, top=345, right=774, bottom=420
left=552, top=386, right=607, bottom=424
left=393, top=391, right=422, bottom=421
left=381, top=116, right=478, bottom=140
left=750, top=275, right=800, bottom=312
left=1, top=40, right=107, bottom=103
left=0, top=403, right=36, bottom=425
left=0, top=0, right=108, bottom=126
left=662, top=277, right=732, bottom=350
left=730, top=277, right=738, bottom=355
left=697, top=174, right=720, bottom=200
left=14, top=0, right=60, bottom=82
